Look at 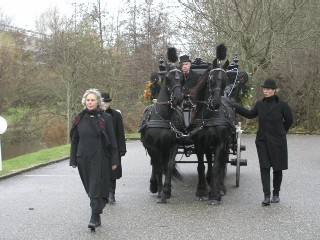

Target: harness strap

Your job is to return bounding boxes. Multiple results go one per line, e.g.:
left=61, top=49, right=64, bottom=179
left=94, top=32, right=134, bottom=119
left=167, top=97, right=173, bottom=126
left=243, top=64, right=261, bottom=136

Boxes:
left=156, top=101, right=170, bottom=105
left=145, top=120, right=171, bottom=129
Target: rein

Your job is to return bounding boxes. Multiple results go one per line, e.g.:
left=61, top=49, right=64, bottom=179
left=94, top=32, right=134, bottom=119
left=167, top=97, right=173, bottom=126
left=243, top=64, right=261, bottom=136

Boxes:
left=206, top=67, right=227, bottom=111
left=225, top=68, right=239, bottom=97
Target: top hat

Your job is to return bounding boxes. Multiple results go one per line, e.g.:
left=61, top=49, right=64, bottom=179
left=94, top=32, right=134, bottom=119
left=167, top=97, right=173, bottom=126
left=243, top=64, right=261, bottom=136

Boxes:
left=261, top=78, right=278, bottom=89
left=179, top=55, right=191, bottom=63
left=150, top=72, right=159, bottom=83
left=101, top=92, right=112, bottom=102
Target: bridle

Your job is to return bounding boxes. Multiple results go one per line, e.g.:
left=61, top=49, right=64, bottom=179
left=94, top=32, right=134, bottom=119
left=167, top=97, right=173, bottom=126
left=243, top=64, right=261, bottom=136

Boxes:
left=166, top=68, right=183, bottom=108
left=156, top=67, right=182, bottom=109
left=206, top=67, right=226, bottom=111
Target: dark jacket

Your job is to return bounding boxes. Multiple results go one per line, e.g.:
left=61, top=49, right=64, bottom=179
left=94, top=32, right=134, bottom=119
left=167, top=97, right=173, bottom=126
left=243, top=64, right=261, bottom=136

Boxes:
left=69, top=109, right=119, bottom=198
left=182, top=69, right=199, bottom=94
left=235, top=95, right=293, bottom=170
left=106, top=108, right=126, bottom=179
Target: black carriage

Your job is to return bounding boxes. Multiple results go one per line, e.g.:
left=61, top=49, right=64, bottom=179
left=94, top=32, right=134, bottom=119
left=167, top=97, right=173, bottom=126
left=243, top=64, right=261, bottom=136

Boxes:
left=155, top=54, right=249, bottom=187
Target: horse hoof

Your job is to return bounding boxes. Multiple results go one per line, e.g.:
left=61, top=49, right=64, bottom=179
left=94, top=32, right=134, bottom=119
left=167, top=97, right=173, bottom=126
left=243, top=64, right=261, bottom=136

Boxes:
left=149, top=181, right=158, bottom=193
left=157, top=198, right=167, bottom=204
left=196, top=196, right=208, bottom=201
left=162, top=192, right=171, bottom=200
left=208, top=199, right=221, bottom=205
left=219, top=190, right=225, bottom=196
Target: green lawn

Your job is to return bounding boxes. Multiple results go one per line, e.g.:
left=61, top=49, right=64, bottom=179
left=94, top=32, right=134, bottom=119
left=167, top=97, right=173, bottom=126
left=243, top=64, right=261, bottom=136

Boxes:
left=0, top=133, right=140, bottom=178
left=0, top=144, right=70, bottom=177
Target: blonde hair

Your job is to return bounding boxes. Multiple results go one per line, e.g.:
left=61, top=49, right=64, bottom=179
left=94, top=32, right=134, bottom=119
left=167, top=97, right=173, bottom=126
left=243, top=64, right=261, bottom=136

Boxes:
left=81, top=88, right=103, bottom=108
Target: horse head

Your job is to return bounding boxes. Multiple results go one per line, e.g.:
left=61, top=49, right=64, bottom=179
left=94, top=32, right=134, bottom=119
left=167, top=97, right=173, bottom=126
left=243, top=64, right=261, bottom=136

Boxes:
left=165, top=63, right=183, bottom=107
left=163, top=47, right=183, bottom=107
left=208, top=44, right=229, bottom=110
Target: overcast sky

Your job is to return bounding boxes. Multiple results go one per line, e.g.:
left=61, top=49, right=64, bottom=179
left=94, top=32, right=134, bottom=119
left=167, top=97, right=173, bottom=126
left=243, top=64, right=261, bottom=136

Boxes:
left=0, top=0, right=121, bottom=30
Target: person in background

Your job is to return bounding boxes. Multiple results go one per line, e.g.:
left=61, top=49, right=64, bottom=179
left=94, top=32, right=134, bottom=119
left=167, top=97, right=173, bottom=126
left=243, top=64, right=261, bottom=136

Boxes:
left=70, top=88, right=119, bottom=230
left=101, top=92, right=126, bottom=204
left=179, top=54, right=199, bottom=94
left=149, top=72, right=161, bottom=100
left=228, top=78, right=293, bottom=206
left=179, top=55, right=200, bottom=128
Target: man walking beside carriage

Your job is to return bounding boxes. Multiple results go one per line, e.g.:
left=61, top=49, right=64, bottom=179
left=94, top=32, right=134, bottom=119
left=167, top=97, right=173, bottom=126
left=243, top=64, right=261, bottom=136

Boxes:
left=102, top=92, right=127, bottom=204
left=228, top=78, right=293, bottom=206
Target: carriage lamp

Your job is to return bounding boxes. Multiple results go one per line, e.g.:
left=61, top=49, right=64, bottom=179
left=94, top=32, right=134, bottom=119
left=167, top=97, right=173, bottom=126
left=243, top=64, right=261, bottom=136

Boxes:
left=233, top=54, right=239, bottom=69
left=159, top=55, right=166, bottom=71
left=0, top=116, right=8, bottom=171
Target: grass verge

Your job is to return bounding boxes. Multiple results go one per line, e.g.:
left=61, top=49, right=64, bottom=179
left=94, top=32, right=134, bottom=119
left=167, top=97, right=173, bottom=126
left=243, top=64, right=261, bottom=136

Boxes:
left=126, top=132, right=140, bottom=139
left=0, top=144, right=70, bottom=177
left=0, top=133, right=140, bottom=178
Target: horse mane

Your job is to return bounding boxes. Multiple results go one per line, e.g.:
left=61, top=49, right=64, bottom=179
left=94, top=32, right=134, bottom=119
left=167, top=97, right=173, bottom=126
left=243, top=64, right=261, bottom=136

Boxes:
left=167, top=47, right=178, bottom=63
left=188, top=67, right=211, bottom=102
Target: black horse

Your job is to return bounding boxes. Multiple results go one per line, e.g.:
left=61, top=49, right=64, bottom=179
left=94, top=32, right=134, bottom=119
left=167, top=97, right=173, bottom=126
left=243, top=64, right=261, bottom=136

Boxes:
left=140, top=47, right=184, bottom=203
left=189, top=44, right=235, bottom=205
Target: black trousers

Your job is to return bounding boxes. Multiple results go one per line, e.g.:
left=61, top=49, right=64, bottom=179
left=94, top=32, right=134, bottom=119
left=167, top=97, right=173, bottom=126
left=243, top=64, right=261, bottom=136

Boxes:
left=109, top=179, right=116, bottom=194
left=90, top=197, right=108, bottom=214
left=260, top=168, right=283, bottom=197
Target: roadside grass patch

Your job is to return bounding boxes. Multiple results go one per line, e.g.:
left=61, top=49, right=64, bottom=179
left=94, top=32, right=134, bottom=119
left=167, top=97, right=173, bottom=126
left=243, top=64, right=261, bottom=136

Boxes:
left=0, top=144, right=70, bottom=177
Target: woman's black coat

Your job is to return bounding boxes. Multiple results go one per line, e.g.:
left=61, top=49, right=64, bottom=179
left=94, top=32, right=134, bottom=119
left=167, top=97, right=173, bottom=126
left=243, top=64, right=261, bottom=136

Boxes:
left=69, top=110, right=119, bottom=198
left=235, top=95, right=293, bottom=170
left=106, top=108, right=126, bottom=180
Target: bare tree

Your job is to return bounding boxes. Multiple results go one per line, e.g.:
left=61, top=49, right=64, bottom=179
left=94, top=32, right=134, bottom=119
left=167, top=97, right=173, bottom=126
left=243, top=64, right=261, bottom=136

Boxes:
left=177, top=0, right=320, bottom=131
left=35, top=8, right=103, bottom=142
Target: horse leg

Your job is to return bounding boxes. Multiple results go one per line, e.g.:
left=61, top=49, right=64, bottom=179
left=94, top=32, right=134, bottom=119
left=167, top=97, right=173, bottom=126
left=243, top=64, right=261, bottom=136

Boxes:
left=208, top=143, right=224, bottom=205
left=219, top=152, right=228, bottom=196
left=161, top=144, right=179, bottom=202
left=156, top=173, right=164, bottom=203
left=151, top=154, right=163, bottom=202
left=149, top=162, right=158, bottom=193
left=196, top=150, right=208, bottom=201
left=205, top=152, right=213, bottom=185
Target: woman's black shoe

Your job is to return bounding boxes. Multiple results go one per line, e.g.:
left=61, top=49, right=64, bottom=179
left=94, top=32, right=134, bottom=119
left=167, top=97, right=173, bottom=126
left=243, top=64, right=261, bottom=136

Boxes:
left=262, top=197, right=270, bottom=206
left=88, top=214, right=101, bottom=230
left=109, top=192, right=116, bottom=204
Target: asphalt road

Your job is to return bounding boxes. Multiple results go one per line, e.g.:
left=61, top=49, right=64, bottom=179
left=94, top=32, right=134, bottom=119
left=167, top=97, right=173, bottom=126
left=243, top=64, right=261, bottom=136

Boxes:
left=0, top=134, right=319, bottom=240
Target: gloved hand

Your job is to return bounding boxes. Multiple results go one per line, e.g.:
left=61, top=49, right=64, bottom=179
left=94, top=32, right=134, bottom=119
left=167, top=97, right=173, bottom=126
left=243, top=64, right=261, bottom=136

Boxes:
left=226, top=98, right=238, bottom=108
left=119, top=151, right=126, bottom=157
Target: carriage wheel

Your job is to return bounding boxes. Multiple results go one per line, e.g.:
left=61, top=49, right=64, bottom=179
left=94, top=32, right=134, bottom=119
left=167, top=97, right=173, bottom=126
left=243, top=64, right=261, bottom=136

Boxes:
left=235, top=122, right=243, bottom=187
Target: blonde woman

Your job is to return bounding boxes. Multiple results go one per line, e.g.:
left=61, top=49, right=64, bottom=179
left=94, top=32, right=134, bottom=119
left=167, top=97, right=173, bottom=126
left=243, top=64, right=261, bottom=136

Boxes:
left=70, top=88, right=118, bottom=230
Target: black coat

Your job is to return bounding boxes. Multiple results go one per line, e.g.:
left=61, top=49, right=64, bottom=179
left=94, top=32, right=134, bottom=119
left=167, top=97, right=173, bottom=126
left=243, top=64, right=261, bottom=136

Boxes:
left=182, top=70, right=199, bottom=94
left=235, top=95, right=293, bottom=170
left=106, top=108, right=126, bottom=179
left=69, top=110, right=119, bottom=198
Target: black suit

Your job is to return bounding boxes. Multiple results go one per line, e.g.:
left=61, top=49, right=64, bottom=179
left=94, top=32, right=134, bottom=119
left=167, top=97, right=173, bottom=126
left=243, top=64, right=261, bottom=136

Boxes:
left=105, top=107, right=126, bottom=195
left=235, top=95, right=293, bottom=197
left=105, top=108, right=126, bottom=179
left=181, top=70, right=199, bottom=94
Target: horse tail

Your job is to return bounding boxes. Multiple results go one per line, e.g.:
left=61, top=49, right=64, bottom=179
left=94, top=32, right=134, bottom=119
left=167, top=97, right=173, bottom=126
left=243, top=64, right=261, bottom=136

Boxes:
left=172, top=166, right=183, bottom=182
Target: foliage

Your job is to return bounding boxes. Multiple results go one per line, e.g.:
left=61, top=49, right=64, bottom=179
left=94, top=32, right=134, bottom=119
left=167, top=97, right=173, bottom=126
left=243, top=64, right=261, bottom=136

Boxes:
left=178, top=0, right=320, bottom=132
left=5, top=107, right=30, bottom=124
left=0, top=0, right=320, bottom=151
left=141, top=81, right=154, bottom=105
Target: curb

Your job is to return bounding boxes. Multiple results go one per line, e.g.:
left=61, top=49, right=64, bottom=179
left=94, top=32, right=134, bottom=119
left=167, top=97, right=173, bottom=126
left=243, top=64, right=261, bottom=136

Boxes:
left=0, top=156, right=69, bottom=181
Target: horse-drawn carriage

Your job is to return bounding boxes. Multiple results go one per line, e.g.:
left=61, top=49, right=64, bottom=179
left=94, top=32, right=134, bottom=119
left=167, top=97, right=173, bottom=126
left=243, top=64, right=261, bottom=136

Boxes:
left=140, top=45, right=249, bottom=204
left=181, top=56, right=248, bottom=185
